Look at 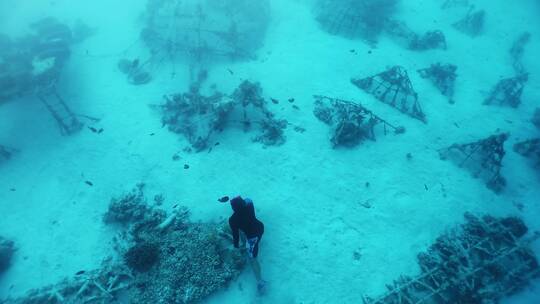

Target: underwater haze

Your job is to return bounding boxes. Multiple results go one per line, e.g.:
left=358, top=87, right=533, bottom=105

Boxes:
left=1, top=0, right=540, bottom=303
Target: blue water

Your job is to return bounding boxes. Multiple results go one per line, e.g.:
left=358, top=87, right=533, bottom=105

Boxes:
left=1, top=0, right=540, bottom=303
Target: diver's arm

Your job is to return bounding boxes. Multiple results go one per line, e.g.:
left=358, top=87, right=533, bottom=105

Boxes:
left=246, top=200, right=256, bottom=218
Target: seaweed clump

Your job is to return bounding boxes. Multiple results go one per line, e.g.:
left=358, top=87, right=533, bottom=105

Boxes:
left=352, top=66, right=426, bottom=123
left=160, top=80, right=287, bottom=151
left=363, top=213, right=540, bottom=304
left=0, top=236, right=15, bottom=274
left=438, top=133, right=509, bottom=193
left=418, top=63, right=457, bottom=104
left=313, top=95, right=405, bottom=147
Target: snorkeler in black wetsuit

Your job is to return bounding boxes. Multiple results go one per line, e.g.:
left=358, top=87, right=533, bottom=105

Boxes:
left=228, top=196, right=266, bottom=293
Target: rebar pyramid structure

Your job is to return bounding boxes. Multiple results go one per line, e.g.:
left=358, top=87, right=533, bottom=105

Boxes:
left=484, top=74, right=528, bottom=108
left=352, top=66, right=426, bottom=123
left=313, top=95, right=405, bottom=147
left=418, top=63, right=457, bottom=104
left=514, top=138, right=540, bottom=170
left=37, top=86, right=83, bottom=135
left=453, top=7, right=485, bottom=37
left=363, top=213, right=540, bottom=304
left=439, top=133, right=509, bottom=193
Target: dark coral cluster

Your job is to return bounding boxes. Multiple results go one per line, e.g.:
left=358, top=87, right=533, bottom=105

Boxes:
left=0, top=236, right=15, bottom=274
left=364, top=213, right=540, bottom=304
left=124, top=242, right=160, bottom=273
left=313, top=95, right=404, bottom=147
left=160, top=80, right=287, bottom=151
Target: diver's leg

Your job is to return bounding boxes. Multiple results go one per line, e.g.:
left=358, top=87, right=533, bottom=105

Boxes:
left=250, top=258, right=262, bottom=282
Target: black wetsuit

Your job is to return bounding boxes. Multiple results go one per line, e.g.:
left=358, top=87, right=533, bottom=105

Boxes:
left=229, top=201, right=264, bottom=258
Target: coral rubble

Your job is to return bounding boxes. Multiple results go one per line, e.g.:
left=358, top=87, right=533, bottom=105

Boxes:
left=313, top=95, right=405, bottom=147
left=439, top=133, right=509, bottom=193
left=418, top=63, right=457, bottom=104
left=363, top=213, right=540, bottom=304
left=160, top=80, right=287, bottom=151
left=352, top=66, right=426, bottom=123
left=4, top=185, right=245, bottom=304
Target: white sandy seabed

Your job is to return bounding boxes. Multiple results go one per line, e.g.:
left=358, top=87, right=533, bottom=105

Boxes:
left=1, top=0, right=540, bottom=303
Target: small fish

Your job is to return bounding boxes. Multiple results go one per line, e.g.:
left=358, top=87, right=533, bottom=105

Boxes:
left=227, top=68, right=234, bottom=75
left=184, top=164, right=190, bottom=169
left=218, top=196, right=230, bottom=203
left=424, top=184, right=429, bottom=191
left=172, top=204, right=178, bottom=209
left=349, top=49, right=355, bottom=53
left=85, top=181, right=93, bottom=186
left=88, top=126, right=98, bottom=133
left=288, top=98, right=295, bottom=103
left=10, top=188, right=16, bottom=191
left=207, top=147, right=213, bottom=153
left=75, top=270, right=85, bottom=276
left=215, top=142, right=220, bottom=146
left=271, top=98, right=279, bottom=104
left=97, top=128, right=104, bottom=134
left=149, top=133, right=155, bottom=136
left=454, top=122, right=460, bottom=128
left=292, top=105, right=300, bottom=110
